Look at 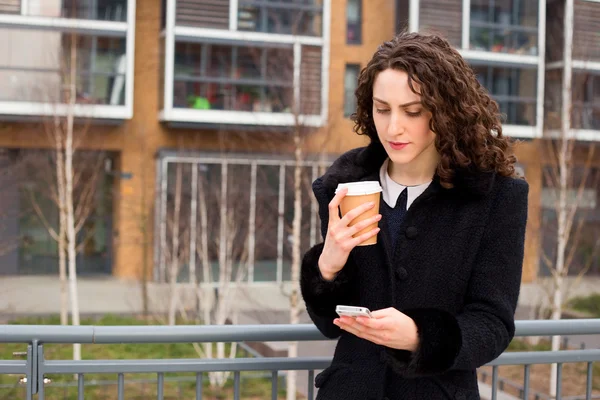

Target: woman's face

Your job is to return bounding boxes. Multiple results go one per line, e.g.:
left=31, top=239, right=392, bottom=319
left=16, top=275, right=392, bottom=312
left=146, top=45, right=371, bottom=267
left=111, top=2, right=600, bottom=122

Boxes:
left=372, top=68, right=439, bottom=174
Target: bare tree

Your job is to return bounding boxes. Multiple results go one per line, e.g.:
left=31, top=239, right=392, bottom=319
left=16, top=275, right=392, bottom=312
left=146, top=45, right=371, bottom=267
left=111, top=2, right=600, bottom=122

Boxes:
left=22, top=29, right=105, bottom=361
left=160, top=154, right=253, bottom=389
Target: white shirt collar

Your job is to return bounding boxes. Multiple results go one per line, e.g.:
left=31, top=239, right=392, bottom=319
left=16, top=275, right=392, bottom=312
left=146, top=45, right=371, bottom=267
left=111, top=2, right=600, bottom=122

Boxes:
left=379, top=158, right=432, bottom=209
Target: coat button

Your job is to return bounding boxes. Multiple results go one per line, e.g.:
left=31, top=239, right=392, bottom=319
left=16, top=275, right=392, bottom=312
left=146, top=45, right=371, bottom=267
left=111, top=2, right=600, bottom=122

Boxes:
left=405, top=226, right=418, bottom=239
left=396, top=267, right=408, bottom=280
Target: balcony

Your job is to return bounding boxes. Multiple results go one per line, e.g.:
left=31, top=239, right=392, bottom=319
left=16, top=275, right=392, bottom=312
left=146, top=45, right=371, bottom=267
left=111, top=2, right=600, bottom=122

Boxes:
left=0, top=0, right=127, bottom=21
left=0, top=0, right=134, bottom=121
left=160, top=0, right=330, bottom=128
left=1, top=319, right=600, bottom=399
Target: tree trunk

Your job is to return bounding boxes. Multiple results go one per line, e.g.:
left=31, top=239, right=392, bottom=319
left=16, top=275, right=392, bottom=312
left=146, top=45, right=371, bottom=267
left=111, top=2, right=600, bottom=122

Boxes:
left=550, top=128, right=570, bottom=397
left=168, top=163, right=183, bottom=326
left=287, top=130, right=303, bottom=400
left=54, top=117, right=69, bottom=327
left=550, top=0, right=573, bottom=396
left=141, top=148, right=150, bottom=318
left=66, top=33, right=81, bottom=361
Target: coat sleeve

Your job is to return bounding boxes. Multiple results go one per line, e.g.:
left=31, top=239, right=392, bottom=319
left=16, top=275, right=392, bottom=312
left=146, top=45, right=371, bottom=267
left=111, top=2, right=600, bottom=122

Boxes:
left=382, top=178, right=528, bottom=376
left=300, top=243, right=359, bottom=339
left=300, top=177, right=359, bottom=339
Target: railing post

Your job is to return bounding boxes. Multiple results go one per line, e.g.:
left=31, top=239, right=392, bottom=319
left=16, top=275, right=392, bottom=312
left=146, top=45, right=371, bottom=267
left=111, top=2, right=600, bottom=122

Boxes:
left=30, top=340, right=39, bottom=395
left=37, top=343, right=45, bottom=400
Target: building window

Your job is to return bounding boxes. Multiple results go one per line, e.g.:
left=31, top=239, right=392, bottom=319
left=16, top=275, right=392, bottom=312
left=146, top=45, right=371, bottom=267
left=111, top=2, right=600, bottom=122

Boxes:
left=344, top=64, right=360, bottom=117
left=156, top=154, right=331, bottom=284
left=0, top=29, right=127, bottom=105
left=237, top=0, right=324, bottom=36
left=473, top=64, right=537, bottom=126
left=173, top=42, right=295, bottom=112
left=470, top=0, right=538, bottom=55
left=0, top=0, right=129, bottom=21
left=573, top=73, right=600, bottom=130
left=347, top=0, right=362, bottom=44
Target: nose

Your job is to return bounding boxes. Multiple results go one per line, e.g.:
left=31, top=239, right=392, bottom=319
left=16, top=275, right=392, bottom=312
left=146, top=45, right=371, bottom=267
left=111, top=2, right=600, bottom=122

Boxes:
left=387, top=111, right=405, bottom=137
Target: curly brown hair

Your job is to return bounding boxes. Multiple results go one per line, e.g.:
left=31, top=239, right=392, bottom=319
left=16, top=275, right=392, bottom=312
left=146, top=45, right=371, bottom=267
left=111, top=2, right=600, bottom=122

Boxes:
left=352, top=31, right=517, bottom=188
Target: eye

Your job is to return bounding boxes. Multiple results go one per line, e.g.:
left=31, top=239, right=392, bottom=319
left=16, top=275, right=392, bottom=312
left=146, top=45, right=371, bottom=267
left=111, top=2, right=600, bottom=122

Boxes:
left=375, top=109, right=390, bottom=114
left=406, top=111, right=423, bottom=117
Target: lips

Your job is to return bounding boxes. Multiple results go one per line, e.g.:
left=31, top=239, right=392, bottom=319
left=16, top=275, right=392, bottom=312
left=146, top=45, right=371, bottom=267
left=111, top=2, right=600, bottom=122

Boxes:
left=389, top=141, right=409, bottom=150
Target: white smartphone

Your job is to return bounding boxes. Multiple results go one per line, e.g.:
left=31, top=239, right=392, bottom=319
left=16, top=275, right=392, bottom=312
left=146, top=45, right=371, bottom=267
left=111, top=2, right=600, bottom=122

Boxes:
left=336, top=305, right=373, bottom=318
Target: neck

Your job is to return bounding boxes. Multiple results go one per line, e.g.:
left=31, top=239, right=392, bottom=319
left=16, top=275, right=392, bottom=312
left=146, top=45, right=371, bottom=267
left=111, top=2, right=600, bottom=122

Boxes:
left=388, top=145, right=440, bottom=186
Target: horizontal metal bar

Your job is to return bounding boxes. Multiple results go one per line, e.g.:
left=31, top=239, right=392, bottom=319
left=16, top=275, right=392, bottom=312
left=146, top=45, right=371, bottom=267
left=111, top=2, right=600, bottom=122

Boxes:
left=488, top=349, right=600, bottom=366
left=39, top=357, right=332, bottom=374
left=0, top=325, right=96, bottom=343
left=0, top=324, right=322, bottom=344
left=31, top=350, right=600, bottom=375
left=3, top=320, right=600, bottom=344
left=514, top=319, right=600, bottom=336
left=0, top=360, right=28, bottom=374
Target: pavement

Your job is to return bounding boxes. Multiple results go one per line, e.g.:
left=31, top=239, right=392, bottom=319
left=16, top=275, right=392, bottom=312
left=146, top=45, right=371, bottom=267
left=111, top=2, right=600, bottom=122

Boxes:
left=1, top=275, right=600, bottom=399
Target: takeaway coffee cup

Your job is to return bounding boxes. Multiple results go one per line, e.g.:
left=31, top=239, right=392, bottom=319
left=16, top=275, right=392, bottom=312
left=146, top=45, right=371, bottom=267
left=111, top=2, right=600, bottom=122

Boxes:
left=335, top=181, right=382, bottom=246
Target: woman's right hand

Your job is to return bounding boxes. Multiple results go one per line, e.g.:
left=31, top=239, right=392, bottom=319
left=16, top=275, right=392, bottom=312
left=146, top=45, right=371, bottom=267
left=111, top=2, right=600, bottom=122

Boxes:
left=318, top=187, right=382, bottom=281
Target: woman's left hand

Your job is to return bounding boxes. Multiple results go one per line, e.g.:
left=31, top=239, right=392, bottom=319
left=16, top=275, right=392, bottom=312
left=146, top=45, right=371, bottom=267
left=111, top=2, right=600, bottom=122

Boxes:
left=333, top=307, right=420, bottom=352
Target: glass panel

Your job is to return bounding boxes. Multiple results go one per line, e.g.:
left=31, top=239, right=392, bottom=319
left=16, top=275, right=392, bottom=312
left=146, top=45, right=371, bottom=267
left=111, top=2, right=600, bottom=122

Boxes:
left=346, top=0, right=362, bottom=44
left=344, top=64, right=359, bottom=117
left=25, top=0, right=128, bottom=21
left=473, top=65, right=537, bottom=125
left=573, top=73, right=600, bottom=130
left=0, top=29, right=127, bottom=105
left=237, top=47, right=263, bottom=80
left=194, top=163, right=221, bottom=283
left=266, top=47, right=294, bottom=82
left=237, top=0, right=323, bottom=36
left=164, top=162, right=193, bottom=283
left=18, top=150, right=113, bottom=275
left=254, top=164, right=280, bottom=282
left=540, top=165, right=600, bottom=277
left=470, top=0, right=538, bottom=54
left=173, top=42, right=295, bottom=112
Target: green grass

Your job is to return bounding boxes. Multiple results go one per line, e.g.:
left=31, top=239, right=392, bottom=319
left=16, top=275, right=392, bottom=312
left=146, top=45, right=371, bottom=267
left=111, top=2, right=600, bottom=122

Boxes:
left=507, top=338, right=552, bottom=352
left=0, top=315, right=295, bottom=400
left=569, top=294, right=600, bottom=318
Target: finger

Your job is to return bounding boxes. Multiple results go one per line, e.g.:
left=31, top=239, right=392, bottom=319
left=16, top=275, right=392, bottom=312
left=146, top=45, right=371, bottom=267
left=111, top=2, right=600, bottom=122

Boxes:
left=370, top=308, right=404, bottom=321
left=370, top=308, right=394, bottom=318
left=349, top=227, right=380, bottom=247
left=336, top=322, right=383, bottom=345
left=355, top=316, right=386, bottom=330
left=328, top=188, right=348, bottom=223
left=348, top=214, right=381, bottom=237
left=339, top=201, right=376, bottom=227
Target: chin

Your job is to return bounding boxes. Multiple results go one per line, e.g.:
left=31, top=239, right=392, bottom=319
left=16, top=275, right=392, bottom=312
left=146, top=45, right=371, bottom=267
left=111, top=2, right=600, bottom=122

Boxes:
left=388, top=153, right=416, bottom=166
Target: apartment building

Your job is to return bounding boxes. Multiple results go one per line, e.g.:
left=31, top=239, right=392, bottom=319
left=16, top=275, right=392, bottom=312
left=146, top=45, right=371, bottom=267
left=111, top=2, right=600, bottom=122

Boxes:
left=0, top=0, right=597, bottom=284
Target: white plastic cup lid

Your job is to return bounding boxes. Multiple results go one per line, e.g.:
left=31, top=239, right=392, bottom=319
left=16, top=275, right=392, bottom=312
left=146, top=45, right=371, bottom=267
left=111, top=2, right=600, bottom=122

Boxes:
left=335, top=181, right=383, bottom=196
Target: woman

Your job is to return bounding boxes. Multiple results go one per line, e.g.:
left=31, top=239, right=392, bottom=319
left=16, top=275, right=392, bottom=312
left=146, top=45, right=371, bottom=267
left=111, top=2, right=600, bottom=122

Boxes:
left=300, top=32, right=528, bottom=400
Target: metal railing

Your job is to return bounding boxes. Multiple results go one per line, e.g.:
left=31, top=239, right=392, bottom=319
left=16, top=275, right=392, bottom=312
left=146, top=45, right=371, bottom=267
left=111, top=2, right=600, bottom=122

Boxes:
left=1, top=319, right=600, bottom=400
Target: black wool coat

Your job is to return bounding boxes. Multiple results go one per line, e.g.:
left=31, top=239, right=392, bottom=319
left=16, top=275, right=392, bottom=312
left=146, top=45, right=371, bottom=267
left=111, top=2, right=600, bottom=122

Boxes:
left=300, top=142, right=528, bottom=400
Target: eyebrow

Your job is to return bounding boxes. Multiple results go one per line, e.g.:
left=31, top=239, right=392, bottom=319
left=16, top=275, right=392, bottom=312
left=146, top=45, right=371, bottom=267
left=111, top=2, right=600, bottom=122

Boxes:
left=372, top=97, right=421, bottom=107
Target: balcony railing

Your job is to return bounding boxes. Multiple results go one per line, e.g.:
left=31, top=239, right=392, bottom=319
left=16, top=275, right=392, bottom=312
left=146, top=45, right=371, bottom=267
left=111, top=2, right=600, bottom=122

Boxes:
left=1, top=319, right=600, bottom=400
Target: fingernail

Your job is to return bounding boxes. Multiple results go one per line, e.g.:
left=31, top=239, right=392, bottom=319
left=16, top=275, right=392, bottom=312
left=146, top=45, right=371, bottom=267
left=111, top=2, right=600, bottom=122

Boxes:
left=376, top=214, right=382, bottom=220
